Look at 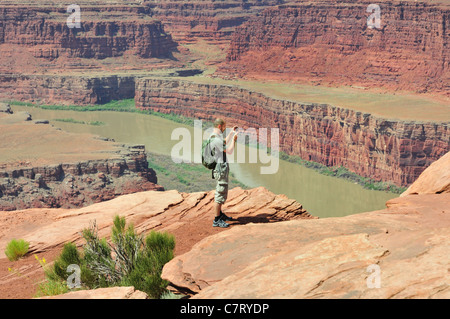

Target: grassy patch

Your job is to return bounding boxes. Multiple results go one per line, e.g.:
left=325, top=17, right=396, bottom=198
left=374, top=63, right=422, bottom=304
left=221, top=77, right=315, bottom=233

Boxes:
left=4, top=239, right=30, bottom=261
left=148, top=152, right=249, bottom=193
left=7, top=99, right=198, bottom=127
left=53, top=118, right=105, bottom=126
left=279, top=151, right=407, bottom=194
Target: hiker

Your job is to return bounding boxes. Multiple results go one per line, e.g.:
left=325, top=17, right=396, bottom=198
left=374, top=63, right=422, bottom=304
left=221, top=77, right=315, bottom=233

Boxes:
left=206, top=118, right=239, bottom=228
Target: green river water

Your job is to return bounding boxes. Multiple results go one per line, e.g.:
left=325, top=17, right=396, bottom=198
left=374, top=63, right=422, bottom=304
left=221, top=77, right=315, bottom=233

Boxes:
left=11, top=105, right=397, bottom=218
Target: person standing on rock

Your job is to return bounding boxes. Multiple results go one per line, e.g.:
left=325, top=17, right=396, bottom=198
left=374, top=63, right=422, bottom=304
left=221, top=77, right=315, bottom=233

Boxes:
left=207, top=118, right=238, bottom=228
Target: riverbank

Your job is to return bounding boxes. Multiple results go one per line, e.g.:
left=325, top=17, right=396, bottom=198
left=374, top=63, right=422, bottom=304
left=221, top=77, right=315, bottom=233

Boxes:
left=6, top=101, right=398, bottom=218
left=5, top=99, right=405, bottom=194
left=147, top=152, right=248, bottom=193
left=0, top=107, right=162, bottom=211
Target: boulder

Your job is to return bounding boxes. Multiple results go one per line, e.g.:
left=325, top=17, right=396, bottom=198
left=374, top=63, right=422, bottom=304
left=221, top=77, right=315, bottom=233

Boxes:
left=0, top=103, right=12, bottom=114
left=401, top=151, right=450, bottom=196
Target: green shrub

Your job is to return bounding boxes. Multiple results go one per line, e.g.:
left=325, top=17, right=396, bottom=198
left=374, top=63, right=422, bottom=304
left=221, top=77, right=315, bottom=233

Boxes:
left=39, top=216, right=176, bottom=298
left=145, top=231, right=175, bottom=253
left=5, top=239, right=30, bottom=261
left=35, top=278, right=69, bottom=298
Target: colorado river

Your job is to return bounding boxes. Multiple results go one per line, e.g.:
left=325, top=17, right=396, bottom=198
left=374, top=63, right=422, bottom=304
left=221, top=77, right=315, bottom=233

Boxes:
left=12, top=105, right=397, bottom=218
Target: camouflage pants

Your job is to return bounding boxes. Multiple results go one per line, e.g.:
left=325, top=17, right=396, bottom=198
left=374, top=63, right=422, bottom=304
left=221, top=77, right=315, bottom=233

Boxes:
left=213, top=162, right=229, bottom=204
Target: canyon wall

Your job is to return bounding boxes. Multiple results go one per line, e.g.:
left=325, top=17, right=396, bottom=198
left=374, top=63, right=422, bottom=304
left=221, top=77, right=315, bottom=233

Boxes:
left=149, top=0, right=284, bottom=44
left=0, top=3, right=177, bottom=60
left=0, top=74, right=135, bottom=105
left=222, top=0, right=450, bottom=94
left=0, top=142, right=162, bottom=211
left=135, top=78, right=450, bottom=187
left=0, top=106, right=163, bottom=211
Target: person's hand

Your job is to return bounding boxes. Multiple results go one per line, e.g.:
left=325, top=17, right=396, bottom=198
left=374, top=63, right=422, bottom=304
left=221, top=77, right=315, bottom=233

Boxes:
left=233, top=132, right=238, bottom=142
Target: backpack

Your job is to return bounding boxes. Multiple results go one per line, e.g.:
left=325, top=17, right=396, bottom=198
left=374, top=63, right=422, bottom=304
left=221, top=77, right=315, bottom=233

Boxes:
left=201, top=134, right=218, bottom=170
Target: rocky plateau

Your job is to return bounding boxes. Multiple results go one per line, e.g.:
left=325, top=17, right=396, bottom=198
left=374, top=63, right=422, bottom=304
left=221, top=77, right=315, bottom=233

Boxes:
left=0, top=102, right=163, bottom=211
left=161, top=149, right=450, bottom=298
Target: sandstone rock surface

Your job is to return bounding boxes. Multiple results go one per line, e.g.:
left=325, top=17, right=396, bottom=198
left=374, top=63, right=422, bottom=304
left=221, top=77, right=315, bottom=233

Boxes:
left=402, top=151, right=450, bottom=196
left=37, top=286, right=148, bottom=299
left=0, top=187, right=312, bottom=259
left=161, top=151, right=450, bottom=298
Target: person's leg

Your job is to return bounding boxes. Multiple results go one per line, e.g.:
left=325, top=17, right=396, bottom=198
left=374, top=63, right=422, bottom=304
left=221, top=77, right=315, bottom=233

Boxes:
left=213, top=163, right=229, bottom=227
left=214, top=202, right=222, bottom=218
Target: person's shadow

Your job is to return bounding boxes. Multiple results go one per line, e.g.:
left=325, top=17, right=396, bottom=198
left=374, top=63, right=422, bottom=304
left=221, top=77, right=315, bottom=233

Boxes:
left=229, top=213, right=285, bottom=225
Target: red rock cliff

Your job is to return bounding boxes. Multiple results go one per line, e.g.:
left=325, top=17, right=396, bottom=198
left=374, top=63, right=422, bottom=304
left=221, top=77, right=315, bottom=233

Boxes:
left=0, top=3, right=177, bottom=60
left=0, top=74, right=135, bottom=105
left=222, top=0, right=450, bottom=95
left=149, top=0, right=284, bottom=44
left=135, top=78, right=450, bottom=187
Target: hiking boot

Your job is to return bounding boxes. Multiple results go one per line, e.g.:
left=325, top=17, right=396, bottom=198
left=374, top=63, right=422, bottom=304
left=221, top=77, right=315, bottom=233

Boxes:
left=220, top=211, right=234, bottom=221
left=213, top=217, right=229, bottom=228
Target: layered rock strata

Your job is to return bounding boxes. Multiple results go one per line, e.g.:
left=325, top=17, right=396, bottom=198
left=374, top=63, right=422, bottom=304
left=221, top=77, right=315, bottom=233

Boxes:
left=0, top=144, right=162, bottom=211
left=222, top=0, right=450, bottom=95
left=149, top=0, right=284, bottom=44
left=0, top=2, right=177, bottom=60
left=0, top=74, right=135, bottom=105
left=0, top=186, right=312, bottom=258
left=0, top=107, right=162, bottom=211
left=135, top=78, right=450, bottom=186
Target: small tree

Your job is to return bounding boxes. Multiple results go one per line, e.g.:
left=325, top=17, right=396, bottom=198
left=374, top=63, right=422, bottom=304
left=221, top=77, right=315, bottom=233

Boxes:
left=38, top=216, right=176, bottom=298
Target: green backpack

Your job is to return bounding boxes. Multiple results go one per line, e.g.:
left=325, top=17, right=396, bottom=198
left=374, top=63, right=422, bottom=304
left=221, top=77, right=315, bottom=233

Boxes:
left=201, top=134, right=218, bottom=170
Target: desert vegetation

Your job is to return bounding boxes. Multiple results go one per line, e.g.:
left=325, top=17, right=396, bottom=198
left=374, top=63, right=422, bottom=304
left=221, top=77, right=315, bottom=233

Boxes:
left=4, top=239, right=30, bottom=261
left=278, top=152, right=408, bottom=194
left=53, top=118, right=105, bottom=126
left=147, top=152, right=248, bottom=193
left=36, top=216, right=176, bottom=299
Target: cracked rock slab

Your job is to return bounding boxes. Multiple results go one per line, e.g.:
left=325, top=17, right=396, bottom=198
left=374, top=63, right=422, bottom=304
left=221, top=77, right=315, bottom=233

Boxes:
left=161, top=193, right=450, bottom=298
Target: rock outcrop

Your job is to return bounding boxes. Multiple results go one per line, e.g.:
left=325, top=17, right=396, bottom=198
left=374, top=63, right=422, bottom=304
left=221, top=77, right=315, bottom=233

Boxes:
left=0, top=74, right=136, bottom=105
left=135, top=78, right=450, bottom=187
left=0, top=187, right=312, bottom=259
left=0, top=2, right=177, bottom=60
left=149, top=0, right=283, bottom=45
left=401, top=150, right=450, bottom=196
left=221, top=0, right=450, bottom=95
left=0, top=109, right=162, bottom=211
left=161, top=151, right=450, bottom=298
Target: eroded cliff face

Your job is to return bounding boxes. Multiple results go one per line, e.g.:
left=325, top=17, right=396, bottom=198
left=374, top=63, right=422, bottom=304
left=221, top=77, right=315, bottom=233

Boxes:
left=149, top=0, right=284, bottom=44
left=0, top=144, right=162, bottom=211
left=0, top=107, right=163, bottom=211
left=135, top=78, right=450, bottom=187
left=222, top=0, right=450, bottom=95
left=0, top=74, right=135, bottom=105
left=0, top=3, right=177, bottom=60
